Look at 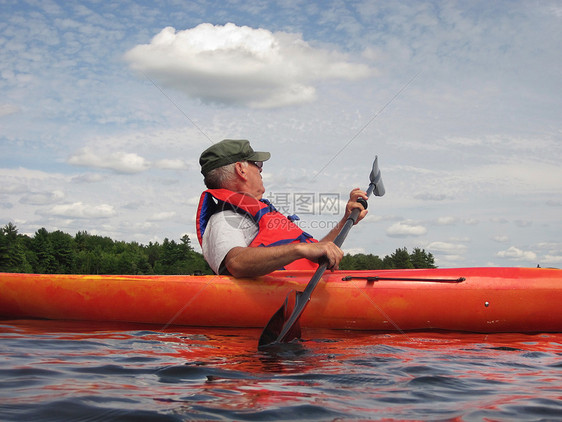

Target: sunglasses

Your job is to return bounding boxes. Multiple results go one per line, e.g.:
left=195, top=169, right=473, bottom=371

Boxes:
left=248, top=161, right=263, bottom=170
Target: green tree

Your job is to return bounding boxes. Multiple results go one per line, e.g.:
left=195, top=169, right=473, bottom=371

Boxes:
left=389, top=248, right=414, bottom=269
left=341, top=253, right=385, bottom=270
left=145, top=241, right=160, bottom=270
left=382, top=254, right=395, bottom=269
left=50, top=230, right=75, bottom=273
left=155, top=238, right=177, bottom=274
left=410, top=247, right=436, bottom=269
left=0, top=223, right=32, bottom=273
left=152, top=236, right=211, bottom=275
left=31, top=228, right=57, bottom=273
left=0, top=224, right=13, bottom=270
left=340, top=248, right=436, bottom=270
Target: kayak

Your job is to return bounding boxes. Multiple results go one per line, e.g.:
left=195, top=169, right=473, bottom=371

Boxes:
left=1, top=267, right=561, bottom=333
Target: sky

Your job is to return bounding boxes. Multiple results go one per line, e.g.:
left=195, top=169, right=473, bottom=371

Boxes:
left=1, top=0, right=561, bottom=268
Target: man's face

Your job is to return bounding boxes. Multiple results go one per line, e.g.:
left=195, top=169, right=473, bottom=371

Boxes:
left=245, top=161, right=265, bottom=199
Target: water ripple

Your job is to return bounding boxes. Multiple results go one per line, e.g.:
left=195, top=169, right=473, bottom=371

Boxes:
left=1, top=320, right=561, bottom=421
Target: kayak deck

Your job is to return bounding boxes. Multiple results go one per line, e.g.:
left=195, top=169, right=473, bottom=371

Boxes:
left=1, top=267, right=561, bottom=333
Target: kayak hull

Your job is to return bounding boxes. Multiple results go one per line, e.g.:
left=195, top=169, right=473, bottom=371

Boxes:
left=1, top=267, right=561, bottom=333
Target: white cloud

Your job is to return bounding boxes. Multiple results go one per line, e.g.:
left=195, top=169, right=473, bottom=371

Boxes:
left=0, top=103, right=20, bottom=116
left=0, top=167, right=59, bottom=182
left=496, top=246, right=537, bottom=262
left=427, top=241, right=467, bottom=255
left=0, top=181, right=28, bottom=195
left=475, top=161, right=562, bottom=195
left=20, top=190, right=64, bottom=205
left=343, top=247, right=366, bottom=255
left=67, top=148, right=150, bottom=174
left=438, top=254, right=465, bottom=263
left=415, top=193, right=452, bottom=201
left=124, top=23, right=373, bottom=108
left=186, top=195, right=201, bottom=206
left=534, top=243, right=562, bottom=265
left=542, top=255, right=562, bottom=264
left=425, top=241, right=469, bottom=265
left=149, top=211, right=176, bottom=221
left=535, top=242, right=561, bottom=250
left=386, top=221, right=427, bottom=237
left=154, top=159, right=188, bottom=170
left=43, top=202, right=116, bottom=219
left=492, top=235, right=509, bottom=243
left=122, top=200, right=145, bottom=210
left=362, top=214, right=384, bottom=223
left=71, top=173, right=106, bottom=183
left=436, top=216, right=456, bottom=225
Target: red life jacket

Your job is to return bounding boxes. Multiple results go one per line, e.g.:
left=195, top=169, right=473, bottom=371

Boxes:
left=196, top=188, right=318, bottom=271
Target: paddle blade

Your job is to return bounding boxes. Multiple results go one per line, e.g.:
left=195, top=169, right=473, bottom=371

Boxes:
left=258, top=290, right=302, bottom=348
left=370, top=156, right=385, bottom=197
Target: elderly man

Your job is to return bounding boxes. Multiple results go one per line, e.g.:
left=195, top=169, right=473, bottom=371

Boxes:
left=196, top=139, right=368, bottom=278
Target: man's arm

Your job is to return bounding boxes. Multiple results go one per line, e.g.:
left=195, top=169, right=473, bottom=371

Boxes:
left=222, top=188, right=369, bottom=278
left=321, top=188, right=368, bottom=243
left=223, top=241, right=344, bottom=278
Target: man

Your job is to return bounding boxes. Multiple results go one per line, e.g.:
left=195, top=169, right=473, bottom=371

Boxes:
left=196, top=139, right=368, bottom=278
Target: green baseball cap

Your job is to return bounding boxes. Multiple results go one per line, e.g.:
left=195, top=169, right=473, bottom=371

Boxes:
left=200, top=139, right=271, bottom=175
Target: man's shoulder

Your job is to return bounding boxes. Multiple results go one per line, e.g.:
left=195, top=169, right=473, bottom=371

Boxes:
left=208, top=210, right=257, bottom=231
left=209, top=209, right=244, bottom=221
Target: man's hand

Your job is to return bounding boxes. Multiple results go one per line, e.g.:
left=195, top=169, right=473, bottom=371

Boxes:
left=297, top=241, right=344, bottom=271
left=345, top=188, right=368, bottom=224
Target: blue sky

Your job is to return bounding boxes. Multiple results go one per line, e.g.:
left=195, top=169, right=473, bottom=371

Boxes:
left=1, top=0, right=561, bottom=267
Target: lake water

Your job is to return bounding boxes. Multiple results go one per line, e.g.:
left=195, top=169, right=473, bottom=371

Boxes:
left=1, top=319, right=561, bottom=421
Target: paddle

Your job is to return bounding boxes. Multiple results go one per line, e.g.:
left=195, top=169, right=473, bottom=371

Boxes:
left=258, top=157, right=385, bottom=349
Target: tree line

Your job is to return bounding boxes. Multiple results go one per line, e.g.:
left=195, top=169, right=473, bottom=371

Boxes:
left=0, top=223, right=435, bottom=275
left=0, top=222, right=211, bottom=275
left=340, top=247, right=436, bottom=270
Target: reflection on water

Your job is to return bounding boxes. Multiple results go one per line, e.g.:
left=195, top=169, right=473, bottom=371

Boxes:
left=1, top=319, right=561, bottom=421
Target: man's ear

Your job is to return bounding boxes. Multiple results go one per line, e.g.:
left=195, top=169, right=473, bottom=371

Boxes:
left=234, top=161, right=248, bottom=180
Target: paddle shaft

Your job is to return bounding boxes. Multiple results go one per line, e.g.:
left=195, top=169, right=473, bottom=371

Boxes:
left=273, top=184, right=375, bottom=343
left=259, top=157, right=384, bottom=348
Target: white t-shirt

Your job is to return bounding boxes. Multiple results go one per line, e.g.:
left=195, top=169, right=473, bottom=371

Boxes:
left=201, top=210, right=259, bottom=274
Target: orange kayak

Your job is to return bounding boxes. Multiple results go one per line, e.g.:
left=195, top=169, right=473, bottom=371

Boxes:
left=1, top=267, right=561, bottom=333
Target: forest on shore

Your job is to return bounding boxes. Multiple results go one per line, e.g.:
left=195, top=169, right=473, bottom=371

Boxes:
left=0, top=223, right=436, bottom=275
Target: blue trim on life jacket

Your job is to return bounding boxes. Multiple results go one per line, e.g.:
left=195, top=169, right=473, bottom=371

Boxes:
left=199, top=192, right=263, bottom=240
left=255, top=231, right=314, bottom=247
left=254, top=199, right=276, bottom=223
left=198, top=192, right=216, bottom=241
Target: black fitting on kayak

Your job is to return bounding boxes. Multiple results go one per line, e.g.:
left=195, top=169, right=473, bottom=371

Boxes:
left=342, top=276, right=466, bottom=283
